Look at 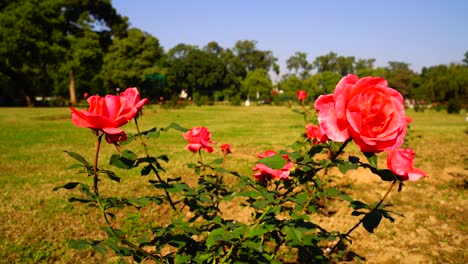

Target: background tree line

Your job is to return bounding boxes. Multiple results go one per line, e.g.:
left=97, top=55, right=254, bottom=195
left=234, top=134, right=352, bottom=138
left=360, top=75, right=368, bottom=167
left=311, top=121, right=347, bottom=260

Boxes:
left=1, top=0, right=467, bottom=108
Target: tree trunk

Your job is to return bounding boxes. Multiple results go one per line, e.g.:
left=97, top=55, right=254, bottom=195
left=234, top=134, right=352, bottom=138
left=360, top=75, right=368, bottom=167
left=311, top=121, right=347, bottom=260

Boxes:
left=69, top=69, right=77, bottom=105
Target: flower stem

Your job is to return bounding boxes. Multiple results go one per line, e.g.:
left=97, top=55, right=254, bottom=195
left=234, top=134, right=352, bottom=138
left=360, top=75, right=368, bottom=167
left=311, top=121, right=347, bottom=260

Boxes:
left=134, top=117, right=177, bottom=211
left=93, top=132, right=103, bottom=195
left=330, top=138, right=351, bottom=161
left=134, top=117, right=149, bottom=157
left=329, top=180, right=397, bottom=255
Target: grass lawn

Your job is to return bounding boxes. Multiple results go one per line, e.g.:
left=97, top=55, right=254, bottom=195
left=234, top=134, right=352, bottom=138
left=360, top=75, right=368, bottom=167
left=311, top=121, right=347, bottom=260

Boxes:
left=0, top=105, right=466, bottom=263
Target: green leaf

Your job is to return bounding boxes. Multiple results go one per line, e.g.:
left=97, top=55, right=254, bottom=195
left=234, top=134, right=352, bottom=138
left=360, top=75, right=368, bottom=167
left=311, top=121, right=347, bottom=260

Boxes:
left=141, top=165, right=152, bottom=176
left=68, top=197, right=95, bottom=203
left=206, top=228, right=226, bottom=248
left=53, top=182, right=80, bottom=191
left=349, top=200, right=370, bottom=210
left=349, top=155, right=360, bottom=163
left=247, top=227, right=268, bottom=238
left=362, top=211, right=383, bottom=233
left=93, top=243, right=107, bottom=254
left=284, top=226, right=302, bottom=246
left=64, top=151, right=89, bottom=166
left=99, top=170, right=121, bottom=183
left=243, top=241, right=263, bottom=252
left=259, top=154, right=286, bottom=170
left=337, top=161, right=358, bottom=174
left=68, top=239, right=92, bottom=250
left=109, top=150, right=137, bottom=169
left=364, top=152, right=378, bottom=168
left=163, top=122, right=189, bottom=132
left=373, top=169, right=397, bottom=181
left=210, top=158, right=223, bottom=165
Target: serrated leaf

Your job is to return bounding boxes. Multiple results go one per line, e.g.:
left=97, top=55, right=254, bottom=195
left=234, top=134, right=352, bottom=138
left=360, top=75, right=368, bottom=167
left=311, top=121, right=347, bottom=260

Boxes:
left=64, top=151, right=89, bottom=166
left=53, top=182, right=80, bottom=191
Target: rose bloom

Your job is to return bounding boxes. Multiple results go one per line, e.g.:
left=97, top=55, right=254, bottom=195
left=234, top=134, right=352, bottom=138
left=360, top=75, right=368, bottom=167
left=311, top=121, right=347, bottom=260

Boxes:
left=183, top=127, right=215, bottom=153
left=297, top=90, right=307, bottom=101
left=315, top=74, right=409, bottom=153
left=221, top=143, right=231, bottom=155
left=71, top=88, right=148, bottom=144
left=387, top=148, right=427, bottom=181
left=253, top=150, right=294, bottom=182
left=120, top=87, right=149, bottom=113
left=305, top=124, right=328, bottom=144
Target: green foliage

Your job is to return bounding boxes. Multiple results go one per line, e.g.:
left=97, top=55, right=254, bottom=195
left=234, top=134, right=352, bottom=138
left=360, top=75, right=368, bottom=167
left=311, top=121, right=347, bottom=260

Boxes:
left=99, top=28, right=164, bottom=94
left=241, top=68, right=273, bottom=99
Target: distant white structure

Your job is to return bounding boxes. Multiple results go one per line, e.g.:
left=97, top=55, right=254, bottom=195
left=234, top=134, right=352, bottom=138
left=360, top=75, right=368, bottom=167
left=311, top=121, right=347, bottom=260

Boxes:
left=179, top=89, right=188, bottom=99
left=245, top=98, right=250, bottom=106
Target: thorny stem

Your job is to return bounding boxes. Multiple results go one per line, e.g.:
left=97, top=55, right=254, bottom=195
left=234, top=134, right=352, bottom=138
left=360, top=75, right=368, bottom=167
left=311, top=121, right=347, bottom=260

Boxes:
left=134, top=117, right=177, bottom=211
left=93, top=132, right=103, bottom=195
left=330, top=138, right=352, bottom=161
left=92, top=129, right=160, bottom=262
left=134, top=117, right=149, bottom=156
left=329, top=180, right=397, bottom=255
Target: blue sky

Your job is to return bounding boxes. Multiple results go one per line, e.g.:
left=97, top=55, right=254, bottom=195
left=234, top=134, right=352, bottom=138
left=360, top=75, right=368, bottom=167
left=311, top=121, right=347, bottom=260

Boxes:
left=112, top=0, right=468, bottom=73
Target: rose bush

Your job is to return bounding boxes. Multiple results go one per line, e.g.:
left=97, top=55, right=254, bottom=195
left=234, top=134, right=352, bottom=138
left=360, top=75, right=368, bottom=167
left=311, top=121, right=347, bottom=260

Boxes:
left=60, top=80, right=427, bottom=263
left=315, top=74, right=409, bottom=153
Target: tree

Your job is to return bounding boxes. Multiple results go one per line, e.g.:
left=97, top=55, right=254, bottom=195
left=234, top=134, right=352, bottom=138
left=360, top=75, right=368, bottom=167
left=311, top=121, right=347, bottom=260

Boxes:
left=233, top=40, right=276, bottom=72
left=0, top=0, right=128, bottom=105
left=165, top=44, right=227, bottom=98
left=463, top=51, right=468, bottom=66
left=385, top=61, right=417, bottom=98
left=99, top=28, right=164, bottom=96
left=286, top=52, right=312, bottom=79
left=0, top=0, right=66, bottom=105
left=241, top=68, right=272, bottom=99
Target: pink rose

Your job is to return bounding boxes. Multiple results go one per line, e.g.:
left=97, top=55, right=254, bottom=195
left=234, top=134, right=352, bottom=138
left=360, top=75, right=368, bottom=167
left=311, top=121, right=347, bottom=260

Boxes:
left=253, top=150, right=294, bottom=182
left=305, top=124, right=328, bottom=144
left=120, top=87, right=149, bottom=113
left=71, top=88, right=147, bottom=143
left=315, top=74, right=409, bottom=153
left=297, top=90, right=307, bottom=101
left=183, top=127, right=215, bottom=153
left=387, top=148, right=427, bottom=181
